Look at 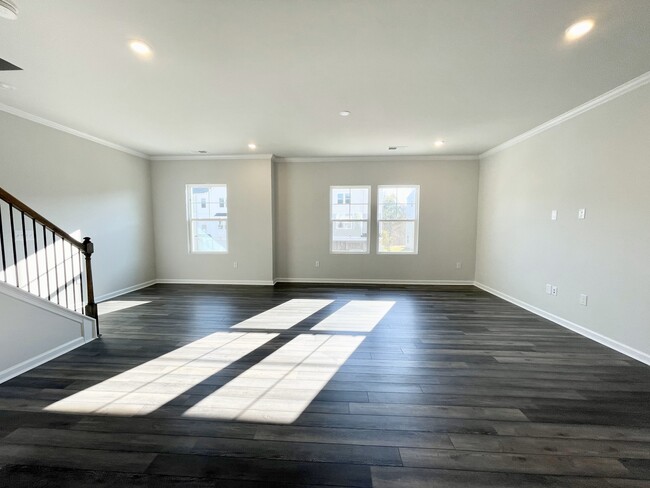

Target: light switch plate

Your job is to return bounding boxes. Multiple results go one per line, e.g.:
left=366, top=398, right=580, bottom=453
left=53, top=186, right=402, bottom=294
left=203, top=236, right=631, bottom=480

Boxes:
left=578, top=208, right=586, bottom=219
left=551, top=210, right=558, bottom=221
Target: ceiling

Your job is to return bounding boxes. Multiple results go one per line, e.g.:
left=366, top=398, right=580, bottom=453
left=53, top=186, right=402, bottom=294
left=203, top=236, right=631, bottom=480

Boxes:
left=1, top=0, right=649, bottom=158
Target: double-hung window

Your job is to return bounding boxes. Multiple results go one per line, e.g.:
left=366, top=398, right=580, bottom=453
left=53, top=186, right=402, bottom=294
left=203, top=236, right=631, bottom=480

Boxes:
left=377, top=185, right=419, bottom=254
left=330, top=186, right=370, bottom=253
left=186, top=184, right=228, bottom=253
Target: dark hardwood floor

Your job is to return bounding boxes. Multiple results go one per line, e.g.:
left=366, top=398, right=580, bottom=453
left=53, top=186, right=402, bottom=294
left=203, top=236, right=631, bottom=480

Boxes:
left=1, top=283, right=649, bottom=487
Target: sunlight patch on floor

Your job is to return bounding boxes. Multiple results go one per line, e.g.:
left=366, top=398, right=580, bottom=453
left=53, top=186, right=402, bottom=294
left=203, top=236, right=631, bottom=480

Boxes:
left=183, top=333, right=365, bottom=423
left=98, top=301, right=151, bottom=316
left=44, top=332, right=276, bottom=415
left=44, top=298, right=394, bottom=421
left=310, top=300, right=395, bottom=332
left=231, top=299, right=333, bottom=330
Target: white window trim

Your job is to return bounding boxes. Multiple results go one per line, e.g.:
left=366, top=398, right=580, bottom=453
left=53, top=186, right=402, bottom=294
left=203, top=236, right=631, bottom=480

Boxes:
left=329, top=185, right=371, bottom=255
left=186, top=184, right=229, bottom=254
left=377, top=184, right=420, bottom=255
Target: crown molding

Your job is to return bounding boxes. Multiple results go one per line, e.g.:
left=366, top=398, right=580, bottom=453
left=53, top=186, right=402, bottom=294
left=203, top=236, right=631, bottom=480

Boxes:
left=9, top=70, right=648, bottom=163
left=480, top=70, right=650, bottom=159
left=0, top=102, right=148, bottom=159
left=150, top=153, right=274, bottom=161
left=274, top=155, right=478, bottom=163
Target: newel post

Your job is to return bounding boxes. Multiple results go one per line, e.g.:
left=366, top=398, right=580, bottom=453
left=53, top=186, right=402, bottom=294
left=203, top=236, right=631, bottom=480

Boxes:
left=82, top=237, right=100, bottom=337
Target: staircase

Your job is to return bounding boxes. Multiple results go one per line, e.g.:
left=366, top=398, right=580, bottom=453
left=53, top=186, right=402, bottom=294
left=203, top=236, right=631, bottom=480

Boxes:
left=0, top=186, right=99, bottom=336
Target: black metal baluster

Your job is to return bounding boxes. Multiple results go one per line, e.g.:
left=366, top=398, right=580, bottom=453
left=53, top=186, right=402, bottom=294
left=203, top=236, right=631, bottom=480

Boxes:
left=43, top=225, right=51, bottom=300
left=52, top=230, right=60, bottom=305
left=78, top=249, right=84, bottom=313
left=62, top=236, right=69, bottom=309
left=9, top=204, right=19, bottom=286
left=32, top=217, right=41, bottom=297
left=70, top=242, right=77, bottom=312
left=0, top=204, right=6, bottom=282
left=21, top=211, right=30, bottom=292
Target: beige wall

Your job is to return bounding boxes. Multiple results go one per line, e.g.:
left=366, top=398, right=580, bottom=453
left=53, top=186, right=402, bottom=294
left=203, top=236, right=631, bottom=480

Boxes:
left=476, top=83, right=650, bottom=360
left=274, top=159, right=479, bottom=282
left=151, top=158, right=274, bottom=283
left=0, top=111, right=155, bottom=299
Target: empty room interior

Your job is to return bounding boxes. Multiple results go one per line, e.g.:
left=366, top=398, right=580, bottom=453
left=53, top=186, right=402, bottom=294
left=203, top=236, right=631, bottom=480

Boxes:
left=1, top=1, right=650, bottom=486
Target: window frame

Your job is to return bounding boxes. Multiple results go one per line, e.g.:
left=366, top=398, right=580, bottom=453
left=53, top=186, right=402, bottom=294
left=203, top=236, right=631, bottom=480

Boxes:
left=186, top=184, right=229, bottom=254
left=376, top=184, right=420, bottom=255
left=329, top=185, right=371, bottom=255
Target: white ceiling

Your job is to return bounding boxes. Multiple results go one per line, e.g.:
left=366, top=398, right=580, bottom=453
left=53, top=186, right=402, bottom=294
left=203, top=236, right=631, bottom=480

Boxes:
left=1, top=0, right=649, bottom=158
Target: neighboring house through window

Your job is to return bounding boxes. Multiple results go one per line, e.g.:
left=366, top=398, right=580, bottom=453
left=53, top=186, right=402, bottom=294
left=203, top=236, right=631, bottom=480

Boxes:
left=330, top=186, right=370, bottom=253
left=186, top=184, right=228, bottom=253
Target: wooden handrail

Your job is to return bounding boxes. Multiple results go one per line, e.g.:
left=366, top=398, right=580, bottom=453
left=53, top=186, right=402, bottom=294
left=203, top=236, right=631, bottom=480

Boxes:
left=0, top=186, right=84, bottom=250
left=0, top=185, right=99, bottom=334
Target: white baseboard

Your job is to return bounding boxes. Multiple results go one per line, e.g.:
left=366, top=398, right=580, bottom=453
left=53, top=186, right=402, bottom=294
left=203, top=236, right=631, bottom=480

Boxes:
left=156, top=279, right=275, bottom=286
left=0, top=336, right=87, bottom=384
left=474, top=281, right=650, bottom=366
left=98, top=278, right=473, bottom=291
left=274, top=278, right=475, bottom=285
left=96, top=280, right=157, bottom=303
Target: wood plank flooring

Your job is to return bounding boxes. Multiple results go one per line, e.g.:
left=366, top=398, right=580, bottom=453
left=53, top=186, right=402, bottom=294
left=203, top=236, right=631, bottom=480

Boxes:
left=1, top=283, right=649, bottom=487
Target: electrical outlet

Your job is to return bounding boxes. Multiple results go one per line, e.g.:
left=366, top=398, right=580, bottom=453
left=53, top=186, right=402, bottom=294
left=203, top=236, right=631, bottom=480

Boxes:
left=315, top=260, right=320, bottom=268
left=551, top=210, right=558, bottom=221
left=233, top=261, right=238, bottom=269
left=551, top=285, right=558, bottom=296
left=545, top=284, right=552, bottom=294
left=579, top=294, right=588, bottom=306
left=456, top=262, right=462, bottom=269
left=578, top=208, right=586, bottom=219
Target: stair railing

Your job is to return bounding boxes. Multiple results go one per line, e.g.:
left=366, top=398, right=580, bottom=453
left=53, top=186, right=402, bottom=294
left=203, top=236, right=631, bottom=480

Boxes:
left=0, top=186, right=99, bottom=336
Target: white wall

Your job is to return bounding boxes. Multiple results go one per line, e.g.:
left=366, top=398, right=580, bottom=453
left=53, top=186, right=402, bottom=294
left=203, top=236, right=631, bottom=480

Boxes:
left=0, top=111, right=156, bottom=299
left=0, top=281, right=95, bottom=383
left=476, top=83, right=650, bottom=362
left=151, top=157, right=274, bottom=283
left=274, top=159, right=479, bottom=282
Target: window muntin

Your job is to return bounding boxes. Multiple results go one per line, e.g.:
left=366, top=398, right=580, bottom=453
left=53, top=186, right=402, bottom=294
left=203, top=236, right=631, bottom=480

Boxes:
left=330, top=186, right=370, bottom=254
left=187, top=184, right=228, bottom=253
left=377, top=185, right=419, bottom=254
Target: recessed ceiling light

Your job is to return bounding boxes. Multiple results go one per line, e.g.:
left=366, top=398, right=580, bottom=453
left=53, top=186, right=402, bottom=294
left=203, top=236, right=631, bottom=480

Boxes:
left=129, top=39, right=153, bottom=57
left=248, top=143, right=257, bottom=150
left=434, top=140, right=445, bottom=147
left=339, top=111, right=351, bottom=117
left=0, top=0, right=18, bottom=20
left=565, top=19, right=594, bottom=41
left=0, top=81, right=16, bottom=90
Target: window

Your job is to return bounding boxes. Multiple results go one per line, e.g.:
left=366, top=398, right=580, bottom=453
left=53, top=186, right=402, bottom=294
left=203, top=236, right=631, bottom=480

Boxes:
left=330, top=186, right=370, bottom=253
left=377, top=185, right=419, bottom=254
left=187, top=184, right=228, bottom=253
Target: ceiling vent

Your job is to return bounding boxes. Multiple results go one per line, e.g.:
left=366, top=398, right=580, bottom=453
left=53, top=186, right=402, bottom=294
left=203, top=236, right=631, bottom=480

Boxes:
left=0, top=58, right=22, bottom=71
left=0, top=0, right=18, bottom=20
